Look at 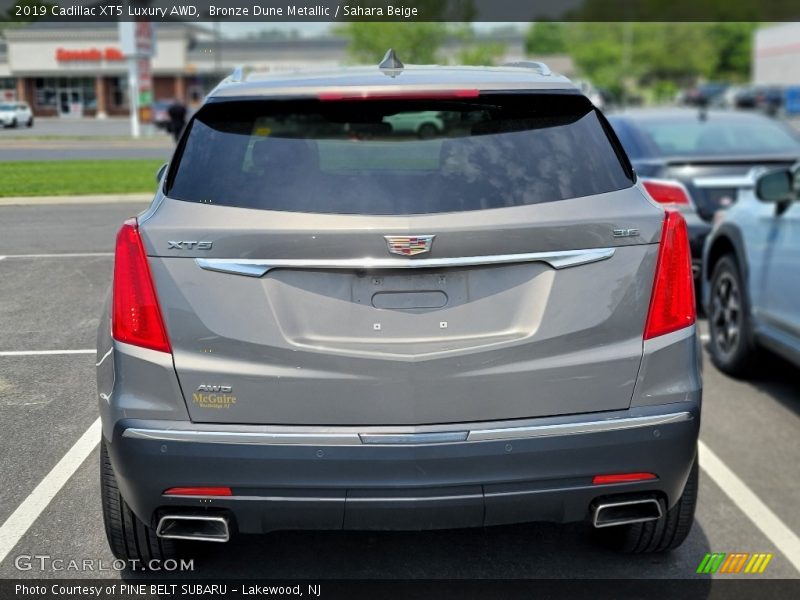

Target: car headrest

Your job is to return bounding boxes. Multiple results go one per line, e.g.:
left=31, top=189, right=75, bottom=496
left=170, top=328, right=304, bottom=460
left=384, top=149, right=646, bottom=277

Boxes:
left=250, top=138, right=320, bottom=172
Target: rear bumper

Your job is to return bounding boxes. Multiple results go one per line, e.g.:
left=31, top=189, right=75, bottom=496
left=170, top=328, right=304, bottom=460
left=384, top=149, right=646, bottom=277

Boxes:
left=106, top=402, right=699, bottom=534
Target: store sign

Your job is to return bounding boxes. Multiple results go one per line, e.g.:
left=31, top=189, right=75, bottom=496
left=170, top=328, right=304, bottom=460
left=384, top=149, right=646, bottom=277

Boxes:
left=56, top=48, right=125, bottom=62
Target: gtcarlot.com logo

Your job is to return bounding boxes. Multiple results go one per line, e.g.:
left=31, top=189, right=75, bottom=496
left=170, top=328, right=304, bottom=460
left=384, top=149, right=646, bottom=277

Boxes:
left=14, top=554, right=194, bottom=572
left=696, top=552, right=773, bottom=574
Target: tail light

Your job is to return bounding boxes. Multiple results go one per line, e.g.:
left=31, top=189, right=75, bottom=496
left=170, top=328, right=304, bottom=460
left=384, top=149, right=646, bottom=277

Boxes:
left=112, top=219, right=171, bottom=353
left=318, top=89, right=479, bottom=101
left=642, top=179, right=691, bottom=206
left=592, top=473, right=657, bottom=485
left=644, top=211, right=696, bottom=340
left=164, top=487, right=233, bottom=497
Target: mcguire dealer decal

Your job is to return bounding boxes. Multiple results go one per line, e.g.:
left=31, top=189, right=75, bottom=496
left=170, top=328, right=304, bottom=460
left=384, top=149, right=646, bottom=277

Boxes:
left=192, top=385, right=237, bottom=409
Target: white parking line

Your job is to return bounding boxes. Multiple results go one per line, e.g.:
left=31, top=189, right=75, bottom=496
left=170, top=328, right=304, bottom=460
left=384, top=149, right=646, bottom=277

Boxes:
left=0, top=349, right=95, bottom=357
left=0, top=418, right=101, bottom=565
left=700, top=333, right=710, bottom=342
left=699, top=440, right=800, bottom=573
left=1, top=253, right=113, bottom=259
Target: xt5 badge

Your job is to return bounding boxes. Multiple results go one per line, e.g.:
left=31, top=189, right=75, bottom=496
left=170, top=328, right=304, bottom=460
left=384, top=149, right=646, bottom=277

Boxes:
left=168, top=241, right=213, bottom=250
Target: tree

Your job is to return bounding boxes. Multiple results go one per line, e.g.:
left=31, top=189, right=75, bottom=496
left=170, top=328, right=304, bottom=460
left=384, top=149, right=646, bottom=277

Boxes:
left=336, top=0, right=474, bottom=65
left=336, top=22, right=449, bottom=64
left=707, top=22, right=758, bottom=81
left=525, top=22, right=568, bottom=55
left=452, top=24, right=506, bottom=66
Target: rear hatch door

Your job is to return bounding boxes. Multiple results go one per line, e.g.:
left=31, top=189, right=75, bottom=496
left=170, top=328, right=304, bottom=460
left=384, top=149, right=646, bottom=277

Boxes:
left=142, top=93, right=665, bottom=425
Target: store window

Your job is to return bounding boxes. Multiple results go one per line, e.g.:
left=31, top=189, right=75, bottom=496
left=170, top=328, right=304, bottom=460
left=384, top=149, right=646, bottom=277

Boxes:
left=35, top=78, right=57, bottom=107
left=0, top=78, right=15, bottom=101
left=110, top=77, right=128, bottom=108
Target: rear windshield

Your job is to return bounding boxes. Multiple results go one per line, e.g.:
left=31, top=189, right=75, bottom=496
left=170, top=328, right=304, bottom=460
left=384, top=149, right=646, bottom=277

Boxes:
left=631, top=116, right=800, bottom=157
left=166, top=94, right=633, bottom=215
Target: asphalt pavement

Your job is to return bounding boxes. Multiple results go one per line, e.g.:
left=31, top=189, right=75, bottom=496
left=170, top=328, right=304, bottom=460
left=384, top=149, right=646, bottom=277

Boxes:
left=0, top=201, right=798, bottom=581
left=0, top=118, right=174, bottom=161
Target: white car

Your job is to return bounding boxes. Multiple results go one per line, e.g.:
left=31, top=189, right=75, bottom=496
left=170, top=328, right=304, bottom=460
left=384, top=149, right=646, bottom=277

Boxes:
left=0, top=102, right=33, bottom=128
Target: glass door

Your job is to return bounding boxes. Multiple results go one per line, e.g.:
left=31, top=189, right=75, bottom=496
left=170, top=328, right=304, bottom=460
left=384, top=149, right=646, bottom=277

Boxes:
left=58, top=88, right=83, bottom=117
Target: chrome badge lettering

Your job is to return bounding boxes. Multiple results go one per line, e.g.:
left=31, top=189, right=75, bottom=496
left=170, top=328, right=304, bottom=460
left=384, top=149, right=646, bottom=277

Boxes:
left=193, top=384, right=236, bottom=409
left=612, top=229, right=640, bottom=238
left=168, top=241, right=213, bottom=250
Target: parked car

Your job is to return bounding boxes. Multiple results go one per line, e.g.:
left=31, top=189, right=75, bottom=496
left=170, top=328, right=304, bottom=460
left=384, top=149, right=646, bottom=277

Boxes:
left=97, top=58, right=701, bottom=562
left=683, top=82, right=728, bottom=107
left=0, top=101, right=33, bottom=128
left=608, top=109, right=800, bottom=282
left=383, top=110, right=445, bottom=138
left=703, top=163, right=800, bottom=375
left=735, top=85, right=785, bottom=115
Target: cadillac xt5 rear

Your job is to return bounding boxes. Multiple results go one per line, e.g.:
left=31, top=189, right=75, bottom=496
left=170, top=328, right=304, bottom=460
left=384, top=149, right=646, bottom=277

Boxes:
left=97, top=58, right=701, bottom=561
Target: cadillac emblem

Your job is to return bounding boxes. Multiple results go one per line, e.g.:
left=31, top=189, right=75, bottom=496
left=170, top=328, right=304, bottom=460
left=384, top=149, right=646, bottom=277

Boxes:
left=384, top=235, right=435, bottom=256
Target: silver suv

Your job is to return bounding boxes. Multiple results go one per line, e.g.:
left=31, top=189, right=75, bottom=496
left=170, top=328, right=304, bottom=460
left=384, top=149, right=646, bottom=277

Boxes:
left=97, top=55, right=701, bottom=561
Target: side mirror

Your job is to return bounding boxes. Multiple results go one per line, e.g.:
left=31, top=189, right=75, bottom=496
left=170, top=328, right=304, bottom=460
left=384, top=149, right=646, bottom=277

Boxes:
left=755, top=166, right=799, bottom=204
left=155, top=163, right=168, bottom=184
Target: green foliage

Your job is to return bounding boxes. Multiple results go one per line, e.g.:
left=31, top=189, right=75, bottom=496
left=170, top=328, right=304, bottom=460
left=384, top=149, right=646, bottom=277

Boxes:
left=525, top=22, right=568, bottom=55
left=456, top=43, right=506, bottom=66
left=708, top=22, right=759, bottom=82
left=336, top=22, right=449, bottom=64
left=335, top=0, right=474, bottom=65
left=0, top=160, right=163, bottom=197
left=452, top=24, right=506, bottom=66
left=524, top=21, right=759, bottom=98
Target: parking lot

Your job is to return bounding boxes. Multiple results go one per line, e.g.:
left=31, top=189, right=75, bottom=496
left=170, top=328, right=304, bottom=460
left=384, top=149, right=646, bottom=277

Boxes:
left=0, top=118, right=173, bottom=161
left=0, top=200, right=798, bottom=580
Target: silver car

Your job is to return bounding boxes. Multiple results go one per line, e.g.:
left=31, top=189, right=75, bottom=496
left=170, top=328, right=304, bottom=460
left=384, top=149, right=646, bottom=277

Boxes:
left=97, top=56, right=701, bottom=561
left=703, top=163, right=800, bottom=374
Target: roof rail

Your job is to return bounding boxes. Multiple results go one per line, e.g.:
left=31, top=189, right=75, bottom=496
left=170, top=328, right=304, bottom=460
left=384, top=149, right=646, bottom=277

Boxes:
left=501, top=61, right=552, bottom=76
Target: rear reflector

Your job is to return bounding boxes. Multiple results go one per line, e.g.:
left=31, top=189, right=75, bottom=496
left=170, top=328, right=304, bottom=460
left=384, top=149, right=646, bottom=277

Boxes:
left=644, top=211, right=696, bottom=340
left=592, top=473, right=657, bottom=485
left=112, top=218, right=171, bottom=353
left=319, top=89, right=480, bottom=101
left=164, top=487, right=233, bottom=497
left=642, top=179, right=691, bottom=205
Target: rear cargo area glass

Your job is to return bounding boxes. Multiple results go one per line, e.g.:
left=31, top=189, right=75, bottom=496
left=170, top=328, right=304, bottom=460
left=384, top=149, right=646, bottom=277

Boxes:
left=166, top=95, right=633, bottom=215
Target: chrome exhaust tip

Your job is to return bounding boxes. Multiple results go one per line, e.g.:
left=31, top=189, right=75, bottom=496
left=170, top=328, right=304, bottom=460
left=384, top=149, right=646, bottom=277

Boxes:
left=592, top=498, right=663, bottom=528
left=156, top=514, right=230, bottom=542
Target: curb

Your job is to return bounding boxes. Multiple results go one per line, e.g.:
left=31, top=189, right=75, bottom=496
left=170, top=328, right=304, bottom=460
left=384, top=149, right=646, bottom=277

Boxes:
left=0, top=194, right=153, bottom=206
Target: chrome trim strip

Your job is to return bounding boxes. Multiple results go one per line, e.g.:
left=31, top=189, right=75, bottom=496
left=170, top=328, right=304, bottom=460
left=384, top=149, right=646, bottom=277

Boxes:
left=124, top=429, right=361, bottom=445
left=466, top=412, right=692, bottom=442
left=360, top=431, right=468, bottom=445
left=123, top=411, right=691, bottom=446
left=195, top=247, right=616, bottom=278
left=692, top=176, right=753, bottom=189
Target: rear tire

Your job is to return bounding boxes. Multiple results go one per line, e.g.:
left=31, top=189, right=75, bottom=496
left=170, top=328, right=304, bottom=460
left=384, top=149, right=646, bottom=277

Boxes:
left=596, top=456, right=698, bottom=553
left=707, top=255, right=760, bottom=377
left=27, top=117, right=33, bottom=128
left=101, top=439, right=178, bottom=562
left=417, top=123, right=438, bottom=139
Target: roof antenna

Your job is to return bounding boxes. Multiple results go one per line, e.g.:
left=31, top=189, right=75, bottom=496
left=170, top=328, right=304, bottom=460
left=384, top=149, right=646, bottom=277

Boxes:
left=379, top=48, right=404, bottom=78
